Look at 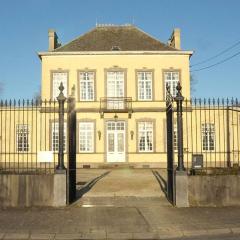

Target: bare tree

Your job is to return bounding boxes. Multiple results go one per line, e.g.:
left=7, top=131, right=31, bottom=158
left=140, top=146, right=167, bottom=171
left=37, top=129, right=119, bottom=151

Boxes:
left=190, top=73, right=197, bottom=95
left=33, top=85, right=41, bottom=104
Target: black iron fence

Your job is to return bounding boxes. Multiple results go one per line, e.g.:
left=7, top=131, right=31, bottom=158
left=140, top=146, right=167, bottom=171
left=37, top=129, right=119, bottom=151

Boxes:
left=167, top=83, right=240, bottom=175
left=0, top=82, right=239, bottom=175
left=180, top=98, right=240, bottom=174
left=0, top=83, right=69, bottom=174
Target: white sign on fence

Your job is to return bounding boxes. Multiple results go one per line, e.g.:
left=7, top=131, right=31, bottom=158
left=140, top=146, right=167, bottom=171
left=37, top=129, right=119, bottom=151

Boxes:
left=37, top=151, right=54, bottom=163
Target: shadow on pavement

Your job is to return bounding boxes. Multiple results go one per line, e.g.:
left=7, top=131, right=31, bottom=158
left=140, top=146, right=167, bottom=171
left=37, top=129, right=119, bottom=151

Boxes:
left=74, top=171, right=110, bottom=202
left=152, top=170, right=168, bottom=198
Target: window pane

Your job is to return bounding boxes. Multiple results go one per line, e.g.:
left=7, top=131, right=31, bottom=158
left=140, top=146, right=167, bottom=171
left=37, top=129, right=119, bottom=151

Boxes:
left=138, top=72, right=152, bottom=100
left=80, top=72, right=94, bottom=101
left=164, top=71, right=179, bottom=97
left=138, top=121, right=153, bottom=152
left=52, top=122, right=67, bottom=152
left=79, top=122, right=94, bottom=152
left=16, top=124, right=29, bottom=152
left=202, top=123, right=215, bottom=151
left=52, top=72, right=68, bottom=100
left=108, top=133, right=114, bottom=152
left=107, top=71, right=124, bottom=98
left=117, top=133, right=124, bottom=152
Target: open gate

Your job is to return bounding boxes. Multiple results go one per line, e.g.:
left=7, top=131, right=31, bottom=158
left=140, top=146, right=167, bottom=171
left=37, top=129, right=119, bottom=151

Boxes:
left=166, top=85, right=175, bottom=205
left=67, top=96, right=77, bottom=204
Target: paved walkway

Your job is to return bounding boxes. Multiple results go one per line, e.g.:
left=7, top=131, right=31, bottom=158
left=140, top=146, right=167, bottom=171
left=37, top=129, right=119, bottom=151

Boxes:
left=0, top=169, right=240, bottom=239
left=0, top=204, right=240, bottom=239
left=75, top=169, right=170, bottom=207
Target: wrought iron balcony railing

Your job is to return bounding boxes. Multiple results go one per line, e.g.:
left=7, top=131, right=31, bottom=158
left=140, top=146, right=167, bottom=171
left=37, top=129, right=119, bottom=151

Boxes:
left=100, top=97, right=132, bottom=112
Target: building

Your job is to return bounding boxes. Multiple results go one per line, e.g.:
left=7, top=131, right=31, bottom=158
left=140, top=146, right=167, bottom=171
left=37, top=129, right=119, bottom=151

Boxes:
left=1, top=24, right=239, bottom=171
left=38, top=24, right=192, bottom=168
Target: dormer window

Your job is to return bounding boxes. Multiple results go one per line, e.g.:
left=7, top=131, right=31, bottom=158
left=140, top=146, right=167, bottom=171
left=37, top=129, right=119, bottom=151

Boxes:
left=111, top=46, right=121, bottom=51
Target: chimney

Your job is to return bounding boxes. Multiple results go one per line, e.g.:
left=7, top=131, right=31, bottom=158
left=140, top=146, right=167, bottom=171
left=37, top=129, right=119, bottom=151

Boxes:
left=168, top=28, right=181, bottom=50
left=48, top=29, right=58, bottom=51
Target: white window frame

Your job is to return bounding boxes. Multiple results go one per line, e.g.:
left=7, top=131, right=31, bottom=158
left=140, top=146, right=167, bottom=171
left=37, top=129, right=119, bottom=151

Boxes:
left=16, top=124, right=29, bottom=152
left=107, top=71, right=124, bottom=98
left=52, top=72, right=68, bottom=100
left=164, top=71, right=179, bottom=97
left=79, top=122, right=94, bottom=153
left=137, top=71, right=152, bottom=100
left=138, top=121, right=154, bottom=152
left=202, top=123, right=215, bottom=151
left=51, top=122, right=67, bottom=152
left=79, top=72, right=95, bottom=101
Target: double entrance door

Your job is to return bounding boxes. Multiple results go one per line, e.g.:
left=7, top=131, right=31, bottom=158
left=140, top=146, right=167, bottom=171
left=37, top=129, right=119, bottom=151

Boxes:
left=106, top=121, right=126, bottom=162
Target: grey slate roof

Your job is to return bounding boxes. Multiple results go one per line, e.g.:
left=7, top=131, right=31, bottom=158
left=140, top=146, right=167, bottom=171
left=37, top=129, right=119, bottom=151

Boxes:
left=54, top=25, right=177, bottom=52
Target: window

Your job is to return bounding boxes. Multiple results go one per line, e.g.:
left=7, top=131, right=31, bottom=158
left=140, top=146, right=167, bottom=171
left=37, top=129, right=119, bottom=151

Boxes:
left=52, top=72, right=68, bottom=100
left=138, top=122, right=153, bottom=152
left=16, top=124, right=29, bottom=152
left=79, top=72, right=95, bottom=101
left=79, top=122, right=94, bottom=152
left=164, top=71, right=179, bottom=97
left=107, top=71, right=124, bottom=97
left=51, top=122, right=67, bottom=152
left=202, top=123, right=215, bottom=151
left=107, top=71, right=125, bottom=109
left=137, top=72, right=152, bottom=100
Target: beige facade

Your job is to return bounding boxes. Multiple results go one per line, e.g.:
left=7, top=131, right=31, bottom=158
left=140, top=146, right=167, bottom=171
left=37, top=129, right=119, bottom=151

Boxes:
left=36, top=25, right=192, bottom=167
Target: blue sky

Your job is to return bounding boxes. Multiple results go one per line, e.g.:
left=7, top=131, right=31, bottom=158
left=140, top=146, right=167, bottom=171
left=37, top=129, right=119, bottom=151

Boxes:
left=0, top=0, right=239, bottom=99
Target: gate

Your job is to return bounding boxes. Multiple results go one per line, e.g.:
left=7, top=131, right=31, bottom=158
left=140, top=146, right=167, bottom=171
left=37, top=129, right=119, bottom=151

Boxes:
left=166, top=85, right=175, bottom=204
left=67, top=95, right=77, bottom=204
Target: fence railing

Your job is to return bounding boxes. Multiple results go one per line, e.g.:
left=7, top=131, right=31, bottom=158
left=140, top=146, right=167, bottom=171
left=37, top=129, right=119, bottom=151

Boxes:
left=0, top=99, right=60, bottom=173
left=0, top=83, right=240, bottom=175
left=0, top=83, right=69, bottom=174
left=100, top=97, right=132, bottom=111
left=179, top=98, right=240, bottom=174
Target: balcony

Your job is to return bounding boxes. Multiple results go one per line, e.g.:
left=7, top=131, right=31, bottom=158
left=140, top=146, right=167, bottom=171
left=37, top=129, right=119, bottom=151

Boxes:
left=100, top=97, right=132, bottom=118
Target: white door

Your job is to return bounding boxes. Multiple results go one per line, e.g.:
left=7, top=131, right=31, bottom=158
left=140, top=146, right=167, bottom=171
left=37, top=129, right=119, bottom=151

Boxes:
left=107, top=71, right=124, bottom=109
left=107, top=121, right=126, bottom=162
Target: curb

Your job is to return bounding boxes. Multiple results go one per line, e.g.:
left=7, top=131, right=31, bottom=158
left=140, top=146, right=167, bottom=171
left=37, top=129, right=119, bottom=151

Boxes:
left=0, top=227, right=240, bottom=239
